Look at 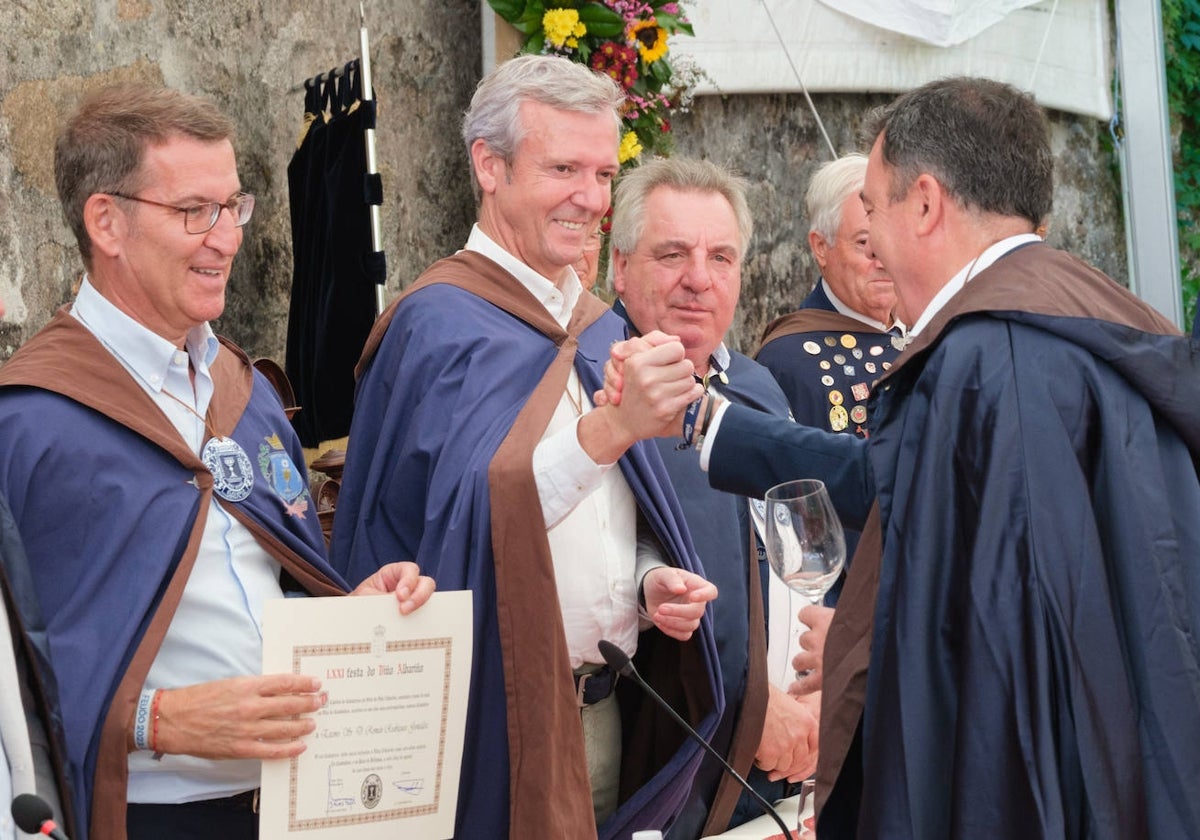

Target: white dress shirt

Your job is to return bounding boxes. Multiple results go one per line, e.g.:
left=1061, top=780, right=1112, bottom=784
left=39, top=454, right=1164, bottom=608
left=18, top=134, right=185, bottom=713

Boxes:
left=72, top=278, right=280, bottom=803
left=465, top=227, right=647, bottom=667
left=908, top=233, right=1042, bottom=336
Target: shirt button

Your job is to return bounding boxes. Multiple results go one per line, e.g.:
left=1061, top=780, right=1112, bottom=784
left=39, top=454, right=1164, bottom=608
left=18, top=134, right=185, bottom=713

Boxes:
left=173, top=351, right=187, bottom=365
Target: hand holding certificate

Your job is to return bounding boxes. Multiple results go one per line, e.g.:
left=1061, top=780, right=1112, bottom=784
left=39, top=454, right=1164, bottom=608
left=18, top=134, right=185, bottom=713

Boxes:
left=260, top=590, right=473, bottom=840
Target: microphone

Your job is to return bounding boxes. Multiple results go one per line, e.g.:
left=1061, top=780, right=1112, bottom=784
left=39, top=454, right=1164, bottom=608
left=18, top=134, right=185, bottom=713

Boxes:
left=11, top=793, right=70, bottom=840
left=598, top=640, right=793, bottom=838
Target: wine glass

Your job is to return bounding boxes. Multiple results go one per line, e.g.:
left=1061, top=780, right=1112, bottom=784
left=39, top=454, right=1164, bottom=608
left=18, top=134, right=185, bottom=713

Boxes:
left=796, top=777, right=817, bottom=838
left=763, top=479, right=845, bottom=626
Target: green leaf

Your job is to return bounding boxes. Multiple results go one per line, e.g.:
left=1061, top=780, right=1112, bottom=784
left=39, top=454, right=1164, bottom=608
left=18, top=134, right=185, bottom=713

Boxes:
left=487, top=0, right=529, bottom=24
left=509, top=1, right=547, bottom=35
left=524, top=30, right=547, bottom=53
left=652, top=13, right=695, bottom=38
left=578, top=3, right=625, bottom=38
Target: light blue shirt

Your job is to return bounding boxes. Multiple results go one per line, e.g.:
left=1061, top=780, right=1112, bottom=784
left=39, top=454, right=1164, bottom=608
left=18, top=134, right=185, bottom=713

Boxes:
left=72, top=279, right=282, bottom=803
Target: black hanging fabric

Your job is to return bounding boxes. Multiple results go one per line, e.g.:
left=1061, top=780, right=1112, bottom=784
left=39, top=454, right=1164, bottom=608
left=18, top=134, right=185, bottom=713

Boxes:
left=285, top=60, right=385, bottom=446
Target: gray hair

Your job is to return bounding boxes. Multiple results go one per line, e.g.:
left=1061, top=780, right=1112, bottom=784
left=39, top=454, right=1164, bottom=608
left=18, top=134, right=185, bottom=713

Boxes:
left=462, top=55, right=624, bottom=194
left=805, top=154, right=868, bottom=242
left=862, top=76, right=1053, bottom=226
left=610, top=157, right=753, bottom=256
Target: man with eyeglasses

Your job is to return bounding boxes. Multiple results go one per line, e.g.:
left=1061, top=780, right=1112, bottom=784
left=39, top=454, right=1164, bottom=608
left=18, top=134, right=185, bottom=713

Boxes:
left=0, top=85, right=435, bottom=840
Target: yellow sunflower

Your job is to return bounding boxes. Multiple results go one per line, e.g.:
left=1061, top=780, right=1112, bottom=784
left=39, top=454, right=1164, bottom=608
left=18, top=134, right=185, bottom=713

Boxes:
left=629, top=19, right=669, bottom=63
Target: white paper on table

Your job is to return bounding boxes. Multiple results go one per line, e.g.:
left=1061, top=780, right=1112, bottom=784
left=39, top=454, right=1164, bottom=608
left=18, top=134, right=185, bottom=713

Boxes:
left=259, top=590, right=472, bottom=840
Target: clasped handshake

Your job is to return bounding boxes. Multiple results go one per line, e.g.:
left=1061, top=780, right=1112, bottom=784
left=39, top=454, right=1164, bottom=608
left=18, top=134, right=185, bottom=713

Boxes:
left=594, top=330, right=709, bottom=438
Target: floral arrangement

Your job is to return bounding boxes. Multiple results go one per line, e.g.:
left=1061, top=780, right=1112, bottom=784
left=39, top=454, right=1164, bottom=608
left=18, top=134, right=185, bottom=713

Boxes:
left=486, top=0, right=704, bottom=167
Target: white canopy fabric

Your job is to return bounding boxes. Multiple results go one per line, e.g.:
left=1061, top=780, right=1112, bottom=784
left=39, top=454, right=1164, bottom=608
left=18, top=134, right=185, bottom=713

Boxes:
left=817, top=0, right=1042, bottom=47
left=678, top=0, right=1112, bottom=120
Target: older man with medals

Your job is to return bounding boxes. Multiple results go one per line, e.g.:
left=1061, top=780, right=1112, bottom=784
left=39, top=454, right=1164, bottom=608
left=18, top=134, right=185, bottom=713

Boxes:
left=0, top=85, right=433, bottom=840
left=756, top=154, right=904, bottom=443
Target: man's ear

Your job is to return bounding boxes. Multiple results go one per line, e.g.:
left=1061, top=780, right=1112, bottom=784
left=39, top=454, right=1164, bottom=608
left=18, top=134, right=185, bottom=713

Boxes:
left=470, top=139, right=505, bottom=196
left=611, top=247, right=630, bottom=297
left=808, top=230, right=829, bottom=269
left=912, top=173, right=944, bottom=237
left=83, top=193, right=126, bottom=259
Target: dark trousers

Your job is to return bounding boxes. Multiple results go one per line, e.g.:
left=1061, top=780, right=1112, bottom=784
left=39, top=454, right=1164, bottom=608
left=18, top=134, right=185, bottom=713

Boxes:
left=127, top=794, right=258, bottom=840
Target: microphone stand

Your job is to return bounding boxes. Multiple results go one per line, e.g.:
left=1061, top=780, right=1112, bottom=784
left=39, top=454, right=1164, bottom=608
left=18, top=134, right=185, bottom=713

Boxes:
left=598, top=640, right=794, bottom=839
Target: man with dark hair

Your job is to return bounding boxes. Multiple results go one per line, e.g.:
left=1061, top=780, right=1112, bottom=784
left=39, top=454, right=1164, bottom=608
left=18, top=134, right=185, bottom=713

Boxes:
left=608, top=157, right=819, bottom=837
left=606, top=76, right=1200, bottom=839
left=0, top=85, right=434, bottom=840
left=331, top=56, right=722, bottom=840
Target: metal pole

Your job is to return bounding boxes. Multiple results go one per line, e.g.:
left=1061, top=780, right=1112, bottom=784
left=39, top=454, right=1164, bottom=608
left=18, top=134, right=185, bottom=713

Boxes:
left=1116, top=0, right=1182, bottom=327
left=359, top=1, right=386, bottom=316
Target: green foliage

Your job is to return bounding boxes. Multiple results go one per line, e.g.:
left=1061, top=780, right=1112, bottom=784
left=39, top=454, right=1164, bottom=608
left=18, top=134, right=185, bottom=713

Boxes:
left=486, top=0, right=704, bottom=168
left=1163, top=0, right=1200, bottom=326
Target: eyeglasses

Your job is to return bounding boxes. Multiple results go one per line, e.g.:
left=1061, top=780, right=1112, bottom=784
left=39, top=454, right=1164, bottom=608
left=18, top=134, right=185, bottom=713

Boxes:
left=108, top=191, right=256, bottom=234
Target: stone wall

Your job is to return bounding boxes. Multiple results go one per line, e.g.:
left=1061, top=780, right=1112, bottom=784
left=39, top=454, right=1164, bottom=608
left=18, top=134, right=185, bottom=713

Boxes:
left=668, top=93, right=1127, bottom=353
left=0, top=0, right=482, bottom=361
left=0, top=2, right=1126, bottom=363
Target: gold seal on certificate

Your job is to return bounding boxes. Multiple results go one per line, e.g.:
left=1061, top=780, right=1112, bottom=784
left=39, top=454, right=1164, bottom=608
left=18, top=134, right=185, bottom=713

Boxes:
left=259, top=591, right=473, bottom=839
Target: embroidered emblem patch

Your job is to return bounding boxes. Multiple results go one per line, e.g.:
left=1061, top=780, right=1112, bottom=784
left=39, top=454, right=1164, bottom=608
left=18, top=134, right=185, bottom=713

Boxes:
left=202, top=437, right=254, bottom=502
left=258, top=434, right=310, bottom=518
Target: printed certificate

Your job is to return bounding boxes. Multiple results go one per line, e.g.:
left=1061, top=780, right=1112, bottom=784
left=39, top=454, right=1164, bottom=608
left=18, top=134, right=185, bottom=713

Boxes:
left=260, top=590, right=472, bottom=839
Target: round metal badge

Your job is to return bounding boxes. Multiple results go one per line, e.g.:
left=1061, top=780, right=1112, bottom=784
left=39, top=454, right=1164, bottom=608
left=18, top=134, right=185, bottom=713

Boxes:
left=201, top=436, right=255, bottom=502
left=829, top=404, right=849, bottom=432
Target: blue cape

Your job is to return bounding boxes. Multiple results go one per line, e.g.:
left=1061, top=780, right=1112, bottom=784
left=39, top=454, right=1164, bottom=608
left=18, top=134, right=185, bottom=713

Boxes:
left=0, top=311, right=346, bottom=840
left=850, top=245, right=1200, bottom=839
left=706, top=245, right=1200, bottom=839
left=0, top=491, right=77, bottom=837
left=614, top=298, right=796, bottom=833
left=332, top=252, right=722, bottom=839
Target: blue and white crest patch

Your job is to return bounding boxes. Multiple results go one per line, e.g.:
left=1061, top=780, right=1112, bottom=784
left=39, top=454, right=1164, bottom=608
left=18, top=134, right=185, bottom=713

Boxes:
left=258, top=434, right=310, bottom=518
left=202, top=436, right=254, bottom=502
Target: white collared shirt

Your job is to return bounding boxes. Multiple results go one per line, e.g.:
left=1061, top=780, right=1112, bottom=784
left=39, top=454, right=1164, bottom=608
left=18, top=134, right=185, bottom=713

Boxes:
left=908, top=233, right=1043, bottom=336
left=465, top=226, right=642, bottom=667
left=72, top=278, right=279, bottom=803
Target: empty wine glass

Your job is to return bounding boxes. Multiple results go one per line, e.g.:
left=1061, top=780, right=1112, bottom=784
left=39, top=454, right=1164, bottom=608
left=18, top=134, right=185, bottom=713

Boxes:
left=763, top=479, right=845, bottom=623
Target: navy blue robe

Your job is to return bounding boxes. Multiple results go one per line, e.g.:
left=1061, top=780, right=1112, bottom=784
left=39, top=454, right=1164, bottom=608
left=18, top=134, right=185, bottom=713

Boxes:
left=614, top=299, right=795, bottom=835
left=0, top=312, right=343, bottom=840
left=332, top=253, right=722, bottom=840
left=710, top=244, right=1200, bottom=839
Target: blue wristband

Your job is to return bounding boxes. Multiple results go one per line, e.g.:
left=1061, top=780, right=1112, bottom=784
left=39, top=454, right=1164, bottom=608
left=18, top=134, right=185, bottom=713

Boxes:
left=133, top=689, right=156, bottom=751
